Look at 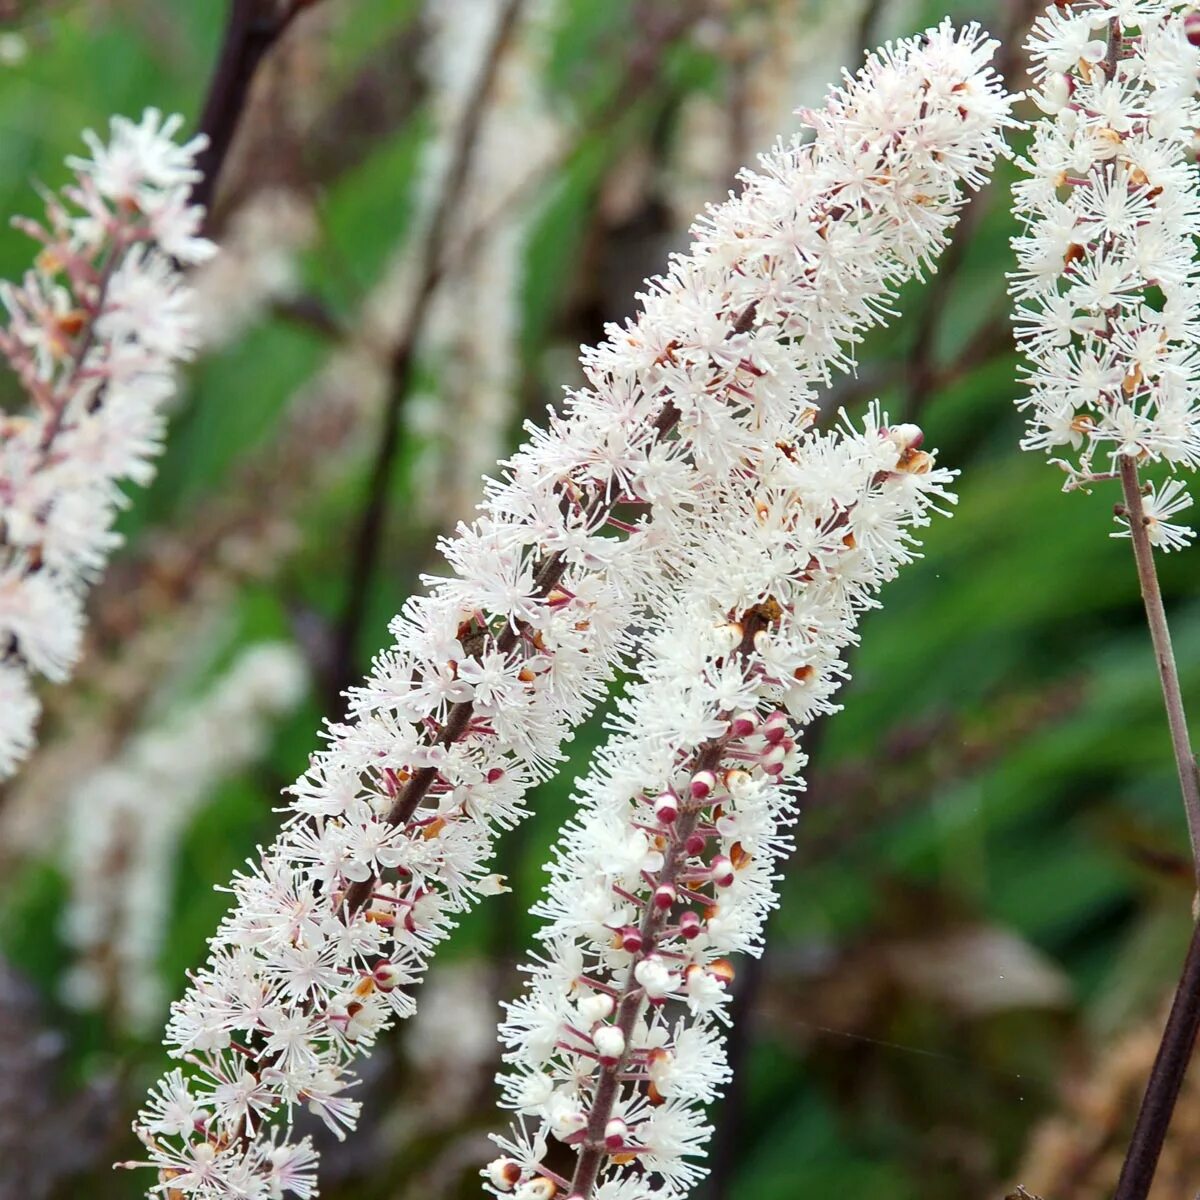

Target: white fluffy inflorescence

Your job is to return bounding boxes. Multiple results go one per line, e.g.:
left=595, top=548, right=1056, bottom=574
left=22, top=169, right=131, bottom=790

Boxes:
left=0, top=109, right=212, bottom=778
left=128, top=24, right=1010, bottom=1199
left=60, top=643, right=308, bottom=1033
left=486, top=412, right=954, bottom=1200
left=1010, top=0, right=1200, bottom=546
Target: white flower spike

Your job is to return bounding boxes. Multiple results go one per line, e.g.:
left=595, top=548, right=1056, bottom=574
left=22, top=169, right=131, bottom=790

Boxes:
left=0, top=109, right=212, bottom=778
left=129, top=23, right=1010, bottom=1198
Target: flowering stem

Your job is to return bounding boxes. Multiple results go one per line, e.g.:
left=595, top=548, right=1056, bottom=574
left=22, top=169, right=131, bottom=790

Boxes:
left=1118, top=455, right=1200, bottom=882
left=36, top=241, right=125, bottom=460
left=1113, top=917, right=1200, bottom=1200
left=569, top=614, right=766, bottom=1199
left=340, top=497, right=601, bottom=915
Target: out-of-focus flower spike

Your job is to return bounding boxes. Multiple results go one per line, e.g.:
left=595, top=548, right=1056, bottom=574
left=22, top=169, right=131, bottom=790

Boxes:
left=0, top=109, right=213, bottom=779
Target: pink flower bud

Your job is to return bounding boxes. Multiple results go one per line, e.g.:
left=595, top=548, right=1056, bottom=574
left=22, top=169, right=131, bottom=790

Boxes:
left=372, top=962, right=404, bottom=991
left=620, top=926, right=643, bottom=954
left=710, top=855, right=735, bottom=888
left=685, top=831, right=707, bottom=856
left=763, top=711, right=788, bottom=744
left=761, top=743, right=787, bottom=776
left=653, top=883, right=676, bottom=909
left=729, top=711, right=758, bottom=739
left=679, top=910, right=702, bottom=938
left=653, top=792, right=679, bottom=824
left=690, top=770, right=717, bottom=801
left=604, top=1117, right=628, bottom=1151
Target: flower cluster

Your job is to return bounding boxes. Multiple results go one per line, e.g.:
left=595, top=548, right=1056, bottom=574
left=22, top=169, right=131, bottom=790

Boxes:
left=0, top=109, right=212, bottom=778
left=129, top=24, right=1010, bottom=1198
left=60, top=642, right=308, bottom=1032
left=1010, top=0, right=1200, bottom=546
left=487, top=412, right=954, bottom=1200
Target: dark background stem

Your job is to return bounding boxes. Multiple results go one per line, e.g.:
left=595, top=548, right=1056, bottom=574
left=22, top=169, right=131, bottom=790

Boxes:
left=1113, top=918, right=1200, bottom=1200
left=190, top=0, right=315, bottom=221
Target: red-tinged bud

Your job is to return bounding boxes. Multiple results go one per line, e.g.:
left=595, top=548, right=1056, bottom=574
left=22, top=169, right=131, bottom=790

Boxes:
left=487, top=1158, right=522, bottom=1191
left=1188, top=10, right=1200, bottom=45
left=710, top=855, right=735, bottom=888
left=486, top=767, right=505, bottom=783
left=762, top=743, right=787, bottom=776
left=604, top=1117, right=629, bottom=1151
left=653, top=883, right=676, bottom=909
left=763, top=711, right=788, bottom=743
left=685, top=831, right=707, bottom=856
left=372, top=962, right=404, bottom=991
left=653, top=792, right=679, bottom=824
left=690, top=770, right=717, bottom=801
left=729, top=711, right=758, bottom=739
left=620, top=926, right=643, bottom=954
left=679, top=911, right=702, bottom=938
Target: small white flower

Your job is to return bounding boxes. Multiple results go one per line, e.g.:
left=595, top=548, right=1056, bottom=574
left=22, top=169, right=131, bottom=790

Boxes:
left=1113, top=477, right=1196, bottom=551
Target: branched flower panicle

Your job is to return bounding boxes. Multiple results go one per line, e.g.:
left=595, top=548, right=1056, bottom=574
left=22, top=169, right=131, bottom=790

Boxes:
left=1010, top=0, right=1200, bottom=546
left=128, top=24, right=1010, bottom=1198
left=486, top=412, right=954, bottom=1200
left=0, top=109, right=213, bottom=777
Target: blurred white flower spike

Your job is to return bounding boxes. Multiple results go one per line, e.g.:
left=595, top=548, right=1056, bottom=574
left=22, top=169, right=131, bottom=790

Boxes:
left=60, top=642, right=309, bottom=1033
left=127, top=21, right=1012, bottom=1200
left=1011, top=0, right=1200, bottom=543
left=0, top=109, right=213, bottom=778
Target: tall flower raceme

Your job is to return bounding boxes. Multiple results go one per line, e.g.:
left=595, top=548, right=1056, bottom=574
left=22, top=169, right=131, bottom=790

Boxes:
left=128, top=25, right=1012, bottom=1199
left=0, top=109, right=213, bottom=779
left=485, top=412, right=954, bottom=1200
left=1010, top=0, right=1200, bottom=537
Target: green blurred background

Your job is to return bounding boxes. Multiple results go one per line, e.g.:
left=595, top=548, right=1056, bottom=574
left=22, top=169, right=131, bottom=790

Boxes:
left=2, top=1, right=1199, bottom=1197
